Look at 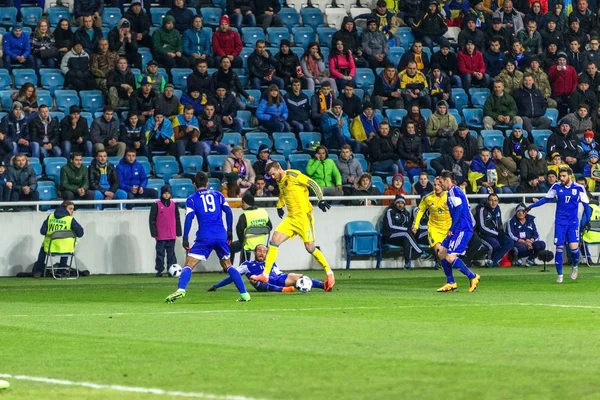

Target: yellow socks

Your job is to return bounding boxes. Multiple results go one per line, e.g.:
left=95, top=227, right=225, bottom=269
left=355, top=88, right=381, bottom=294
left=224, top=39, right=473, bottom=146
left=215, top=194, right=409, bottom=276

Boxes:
left=263, top=245, right=279, bottom=275
left=311, top=248, right=332, bottom=275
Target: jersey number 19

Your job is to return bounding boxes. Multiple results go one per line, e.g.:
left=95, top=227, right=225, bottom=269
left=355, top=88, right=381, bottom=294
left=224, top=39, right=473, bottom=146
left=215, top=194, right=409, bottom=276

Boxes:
left=200, top=194, right=216, bottom=212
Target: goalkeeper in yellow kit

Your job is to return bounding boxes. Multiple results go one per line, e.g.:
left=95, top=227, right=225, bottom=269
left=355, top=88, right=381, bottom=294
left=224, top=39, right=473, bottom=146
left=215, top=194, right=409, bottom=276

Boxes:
left=249, top=161, right=335, bottom=291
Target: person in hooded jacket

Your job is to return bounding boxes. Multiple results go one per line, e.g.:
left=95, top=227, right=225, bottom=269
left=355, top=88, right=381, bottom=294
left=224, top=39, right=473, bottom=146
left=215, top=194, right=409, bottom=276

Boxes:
left=397, top=121, right=424, bottom=180
left=248, top=39, right=284, bottom=90
left=383, top=173, right=412, bottom=206
left=412, top=0, right=450, bottom=51
left=124, top=0, right=151, bottom=48
left=120, top=113, right=147, bottom=157
left=569, top=75, right=598, bottom=113
left=211, top=56, right=252, bottom=103
left=152, top=15, right=190, bottom=73
left=1, top=102, right=35, bottom=158
left=61, top=39, right=94, bottom=92
left=361, top=18, right=390, bottom=71
left=351, top=173, right=380, bottom=206
left=256, top=84, right=290, bottom=133
left=547, top=118, right=584, bottom=171
left=251, top=144, right=279, bottom=195
left=91, top=107, right=126, bottom=157
left=426, top=100, right=458, bottom=152
left=129, top=76, right=157, bottom=125
left=117, top=148, right=158, bottom=204
left=166, top=0, right=195, bottom=34
left=145, top=112, right=175, bottom=158
left=336, top=144, right=363, bottom=196
left=107, top=56, right=136, bottom=109
left=503, top=124, right=531, bottom=165
left=331, top=16, right=368, bottom=68
left=108, top=18, right=142, bottom=69
left=188, top=59, right=214, bottom=100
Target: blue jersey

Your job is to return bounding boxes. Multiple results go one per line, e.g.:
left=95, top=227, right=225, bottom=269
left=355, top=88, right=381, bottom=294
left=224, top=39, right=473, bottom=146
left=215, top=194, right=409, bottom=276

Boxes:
left=447, top=185, right=473, bottom=233
left=533, top=182, right=589, bottom=224
left=237, top=261, right=283, bottom=279
left=184, top=188, right=233, bottom=241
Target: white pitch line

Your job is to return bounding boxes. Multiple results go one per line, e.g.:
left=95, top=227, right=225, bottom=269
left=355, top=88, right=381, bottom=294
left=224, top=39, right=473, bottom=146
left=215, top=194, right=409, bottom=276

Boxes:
left=0, top=373, right=270, bottom=400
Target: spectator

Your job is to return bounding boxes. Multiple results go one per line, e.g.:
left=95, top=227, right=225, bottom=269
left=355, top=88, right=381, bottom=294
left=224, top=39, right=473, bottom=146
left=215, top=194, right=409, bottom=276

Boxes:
left=180, top=85, right=204, bottom=117
left=400, top=0, right=423, bottom=27
left=431, top=145, right=469, bottom=186
left=247, top=175, right=274, bottom=199
left=339, top=82, right=361, bottom=119
left=458, top=15, right=486, bottom=52
left=524, top=56, right=557, bottom=108
left=426, top=100, right=458, bottom=152
left=0, top=130, right=13, bottom=166
left=491, top=146, right=518, bottom=192
left=74, top=15, right=103, bottom=55
left=251, top=144, right=279, bottom=196
left=108, top=18, right=142, bottom=69
left=74, top=0, right=103, bottom=25
left=458, top=40, right=491, bottom=95
left=401, top=105, right=428, bottom=143
left=428, top=65, right=454, bottom=110
left=518, top=19, right=543, bottom=56
left=306, top=145, right=343, bottom=197
left=255, top=0, right=283, bottom=31
left=61, top=38, right=94, bottom=92
left=496, top=59, right=523, bottom=96
left=413, top=0, right=450, bottom=51
left=468, top=147, right=497, bottom=193
left=156, top=84, right=181, bottom=120
left=331, top=17, right=367, bottom=68
left=107, top=57, right=136, bottom=110
left=212, top=15, right=243, bottom=68
left=329, top=40, right=356, bottom=91
left=6, top=153, right=38, bottom=204
left=248, top=40, right=284, bottom=90
left=1, top=102, right=35, bottom=158
left=373, top=64, right=403, bottom=111
left=565, top=103, right=593, bottom=137
left=547, top=151, right=569, bottom=174
left=371, top=0, right=400, bottom=38
left=380, top=195, right=423, bottom=269
left=223, top=145, right=256, bottom=194
left=221, top=173, right=242, bottom=208
left=361, top=18, right=390, bottom=70
left=548, top=52, right=578, bottom=116
left=166, top=0, right=195, bottom=34
left=29, top=105, right=61, bottom=160
left=0, top=160, right=9, bottom=206
left=275, top=40, right=306, bottom=89
left=508, top=203, right=547, bottom=266
left=584, top=38, right=600, bottom=69
left=520, top=144, right=547, bottom=180
left=515, top=73, right=552, bottom=133
left=464, top=0, right=492, bottom=28
left=137, top=60, right=166, bottom=94
left=503, top=124, right=531, bottom=165
left=370, top=121, right=404, bottom=176
left=397, top=121, right=424, bottom=180
left=399, top=61, right=431, bottom=110
left=301, top=42, right=337, bottom=93
left=476, top=193, right=514, bottom=267
left=172, top=105, right=201, bottom=160
left=91, top=38, right=119, bottom=92
left=430, top=44, right=460, bottom=87
left=129, top=76, right=157, bottom=125
left=30, top=18, right=58, bottom=70
left=581, top=129, right=600, bottom=158
left=212, top=57, right=252, bottom=103
left=583, top=150, right=600, bottom=190
left=256, top=84, right=290, bottom=133
left=493, top=0, right=524, bottom=36
left=515, top=172, right=544, bottom=198
left=53, top=18, right=74, bottom=62
left=11, top=83, right=38, bottom=118
left=119, top=113, right=147, bottom=157
left=570, top=75, right=598, bottom=113
left=199, top=103, right=229, bottom=158
left=117, top=148, right=158, bottom=203
left=484, top=39, right=507, bottom=78
left=228, top=0, right=256, bottom=31
left=538, top=168, right=558, bottom=193
left=526, top=1, right=545, bottom=25
left=284, top=79, right=313, bottom=134
left=182, top=15, right=213, bottom=68
left=322, top=99, right=365, bottom=154
left=350, top=102, right=380, bottom=151
left=3, top=23, right=33, bottom=73
left=145, top=112, right=175, bottom=158
left=383, top=173, right=412, bottom=205
left=483, top=80, right=522, bottom=130
left=336, top=144, right=363, bottom=196
left=91, top=107, right=126, bottom=157
left=566, top=38, right=585, bottom=74
left=565, top=20, right=586, bottom=53
left=485, top=17, right=512, bottom=53
left=60, top=106, right=92, bottom=158
left=311, top=80, right=335, bottom=128
left=210, top=84, right=242, bottom=133
left=60, top=152, right=94, bottom=202
left=351, top=173, right=380, bottom=206
left=125, top=0, right=151, bottom=48
left=541, top=41, right=559, bottom=70
left=189, top=59, right=214, bottom=99
left=152, top=15, right=190, bottom=72
left=412, top=171, right=433, bottom=198
left=398, top=41, right=430, bottom=73
left=149, top=184, right=182, bottom=277
left=540, top=18, right=563, bottom=51
left=547, top=119, right=584, bottom=172
left=508, top=39, right=528, bottom=69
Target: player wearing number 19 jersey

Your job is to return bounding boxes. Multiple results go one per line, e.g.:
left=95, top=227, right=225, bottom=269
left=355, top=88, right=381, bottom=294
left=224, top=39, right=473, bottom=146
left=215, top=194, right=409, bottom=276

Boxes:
left=165, top=172, right=250, bottom=303
left=527, top=167, right=591, bottom=283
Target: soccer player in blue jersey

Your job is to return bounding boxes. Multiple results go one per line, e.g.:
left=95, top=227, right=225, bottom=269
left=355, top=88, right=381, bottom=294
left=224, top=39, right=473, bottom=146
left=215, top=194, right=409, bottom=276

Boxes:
left=437, top=171, right=482, bottom=293
left=526, top=167, right=591, bottom=283
left=165, top=172, right=251, bottom=302
left=208, top=244, right=325, bottom=292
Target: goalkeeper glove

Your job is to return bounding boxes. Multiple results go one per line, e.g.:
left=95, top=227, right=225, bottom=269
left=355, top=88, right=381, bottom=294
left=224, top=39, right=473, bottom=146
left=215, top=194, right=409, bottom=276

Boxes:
left=277, top=208, right=285, bottom=218
left=318, top=200, right=331, bottom=212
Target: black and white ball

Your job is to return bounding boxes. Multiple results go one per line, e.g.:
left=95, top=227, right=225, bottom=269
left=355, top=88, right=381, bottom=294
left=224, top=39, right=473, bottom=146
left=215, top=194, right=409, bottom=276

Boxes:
left=168, top=264, right=182, bottom=277
left=295, top=276, right=313, bottom=292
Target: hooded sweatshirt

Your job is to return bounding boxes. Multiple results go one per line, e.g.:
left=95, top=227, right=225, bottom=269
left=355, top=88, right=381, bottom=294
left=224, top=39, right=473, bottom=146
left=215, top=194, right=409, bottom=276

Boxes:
left=321, top=109, right=351, bottom=143
left=108, top=18, right=139, bottom=56
left=60, top=161, right=90, bottom=192
left=331, top=17, right=362, bottom=54
left=336, top=154, right=363, bottom=188
left=152, top=16, right=182, bottom=56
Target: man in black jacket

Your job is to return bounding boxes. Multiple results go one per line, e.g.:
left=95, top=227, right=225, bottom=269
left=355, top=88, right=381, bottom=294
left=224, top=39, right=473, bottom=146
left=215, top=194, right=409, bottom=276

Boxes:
left=129, top=76, right=157, bottom=125
left=124, top=0, right=151, bottom=48
left=108, top=18, right=142, bottom=69
left=547, top=119, right=584, bottom=172
left=107, top=57, right=136, bottom=109
left=248, top=40, right=284, bottom=90
left=60, top=106, right=92, bottom=158
left=476, top=193, right=514, bottom=267
left=210, top=84, right=243, bottom=133
left=29, top=105, right=62, bottom=160
left=373, top=64, right=403, bottom=111
left=338, top=82, right=362, bottom=119
left=430, top=44, right=461, bottom=87
left=514, top=73, right=551, bottom=134
left=413, top=0, right=450, bottom=51
left=188, top=59, right=215, bottom=99
left=74, top=15, right=103, bottom=54
left=369, top=122, right=405, bottom=176
left=431, top=145, right=469, bottom=185
left=447, top=124, right=479, bottom=162
left=275, top=40, right=306, bottom=89
left=284, top=79, right=313, bottom=134
left=381, top=195, right=423, bottom=269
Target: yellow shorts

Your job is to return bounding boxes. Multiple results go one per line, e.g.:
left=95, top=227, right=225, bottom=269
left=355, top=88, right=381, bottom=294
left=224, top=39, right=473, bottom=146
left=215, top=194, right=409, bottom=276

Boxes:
left=276, top=213, right=315, bottom=242
left=428, top=228, right=447, bottom=247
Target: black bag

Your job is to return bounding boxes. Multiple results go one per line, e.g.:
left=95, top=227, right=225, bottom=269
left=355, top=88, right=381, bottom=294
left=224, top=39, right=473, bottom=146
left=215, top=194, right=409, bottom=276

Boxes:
left=40, top=47, right=59, bottom=59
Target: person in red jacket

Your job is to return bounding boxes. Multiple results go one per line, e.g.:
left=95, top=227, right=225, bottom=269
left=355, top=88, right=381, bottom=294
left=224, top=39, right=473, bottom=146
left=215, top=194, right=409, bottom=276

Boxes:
left=457, top=40, right=491, bottom=98
left=212, top=15, right=243, bottom=69
left=548, top=51, right=578, bottom=118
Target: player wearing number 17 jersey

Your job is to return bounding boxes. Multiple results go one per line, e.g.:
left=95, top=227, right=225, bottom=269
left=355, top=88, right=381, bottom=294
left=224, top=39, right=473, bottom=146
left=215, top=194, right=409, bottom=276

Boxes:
left=165, top=172, right=250, bottom=303
left=527, top=167, right=591, bottom=283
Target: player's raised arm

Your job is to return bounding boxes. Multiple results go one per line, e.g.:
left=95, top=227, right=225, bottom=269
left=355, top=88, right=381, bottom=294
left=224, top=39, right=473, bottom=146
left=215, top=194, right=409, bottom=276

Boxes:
left=527, top=185, right=557, bottom=210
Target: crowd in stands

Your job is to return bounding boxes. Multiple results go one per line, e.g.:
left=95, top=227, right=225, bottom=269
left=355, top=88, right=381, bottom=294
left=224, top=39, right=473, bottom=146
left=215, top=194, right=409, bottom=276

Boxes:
left=3, top=0, right=600, bottom=210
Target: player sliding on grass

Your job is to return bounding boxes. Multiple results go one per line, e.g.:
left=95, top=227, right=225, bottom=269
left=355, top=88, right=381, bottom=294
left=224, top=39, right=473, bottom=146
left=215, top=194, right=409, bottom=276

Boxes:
left=165, top=172, right=251, bottom=303
left=208, top=244, right=325, bottom=292
left=526, top=167, right=591, bottom=283
left=249, top=161, right=335, bottom=291
left=437, top=171, right=481, bottom=293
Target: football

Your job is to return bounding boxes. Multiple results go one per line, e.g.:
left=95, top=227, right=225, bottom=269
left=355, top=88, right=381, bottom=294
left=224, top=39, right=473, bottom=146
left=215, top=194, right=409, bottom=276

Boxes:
left=168, top=264, right=182, bottom=278
left=295, top=276, right=313, bottom=292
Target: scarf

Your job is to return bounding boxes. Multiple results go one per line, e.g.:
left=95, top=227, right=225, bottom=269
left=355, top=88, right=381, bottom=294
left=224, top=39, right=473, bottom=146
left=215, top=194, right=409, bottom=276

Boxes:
left=318, top=91, right=333, bottom=113
left=307, top=55, right=320, bottom=77
left=414, top=53, right=424, bottom=70
left=233, top=158, right=247, bottom=178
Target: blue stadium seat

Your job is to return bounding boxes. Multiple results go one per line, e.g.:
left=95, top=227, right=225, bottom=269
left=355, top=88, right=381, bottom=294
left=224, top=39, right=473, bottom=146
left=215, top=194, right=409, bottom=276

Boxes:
left=13, top=69, right=38, bottom=88
left=355, top=68, right=375, bottom=94
left=37, top=92, right=52, bottom=109
left=246, top=132, right=272, bottom=154
left=279, top=8, right=300, bottom=30
left=291, top=26, right=314, bottom=49
left=179, top=155, right=204, bottom=175
left=138, top=160, right=152, bottom=176
left=0, top=7, right=18, bottom=28
left=471, top=91, right=489, bottom=109
left=402, top=179, right=412, bottom=193
left=102, top=8, right=122, bottom=28
left=235, top=110, right=253, bottom=133
left=453, top=91, right=468, bottom=112
left=420, top=108, right=432, bottom=121
left=242, top=27, right=266, bottom=47
left=448, top=108, right=462, bottom=124
left=423, top=152, right=441, bottom=175
left=0, top=90, right=15, bottom=110
left=328, top=153, right=338, bottom=163
left=544, top=108, right=559, bottom=127
left=30, top=157, right=42, bottom=178
left=270, top=154, right=287, bottom=169
left=80, top=112, right=94, bottom=128
left=240, top=47, right=253, bottom=69
left=386, top=108, right=407, bottom=128
left=21, top=7, right=43, bottom=27
left=300, top=8, right=324, bottom=31
left=208, top=177, right=221, bottom=191
left=397, top=27, right=414, bottom=50
left=80, top=90, right=105, bottom=113
left=221, top=132, right=242, bottom=147
left=169, top=178, right=195, bottom=199
left=153, top=156, right=179, bottom=181
left=481, top=130, right=504, bottom=149
left=0, top=69, right=11, bottom=90
left=267, top=27, right=291, bottom=48
left=40, top=70, right=64, bottom=94
left=469, top=130, right=479, bottom=140
left=344, top=221, right=381, bottom=269
left=532, top=129, right=552, bottom=150
left=82, top=157, right=93, bottom=167
left=55, top=91, right=80, bottom=112
left=321, top=47, right=329, bottom=60
left=43, top=157, right=68, bottom=185
left=462, top=108, right=484, bottom=129
left=171, top=68, right=193, bottom=90
left=299, top=131, right=321, bottom=151
left=274, top=134, right=298, bottom=157
left=50, top=112, right=65, bottom=121
left=202, top=7, right=223, bottom=27
left=207, top=155, right=228, bottom=177
left=388, top=47, right=405, bottom=66
left=146, top=178, right=165, bottom=197
left=316, top=26, right=336, bottom=48
left=150, top=7, right=170, bottom=27
left=468, top=88, right=490, bottom=96
left=371, top=176, right=385, bottom=193
left=47, top=7, right=71, bottom=27
left=138, top=47, right=152, bottom=68
left=288, top=153, right=311, bottom=171
left=108, top=156, right=121, bottom=165
left=38, top=181, right=58, bottom=210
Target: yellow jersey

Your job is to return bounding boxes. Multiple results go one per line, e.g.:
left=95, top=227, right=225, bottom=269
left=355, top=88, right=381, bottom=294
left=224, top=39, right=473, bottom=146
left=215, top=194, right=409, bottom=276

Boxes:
left=412, top=191, right=451, bottom=232
left=276, top=170, right=323, bottom=218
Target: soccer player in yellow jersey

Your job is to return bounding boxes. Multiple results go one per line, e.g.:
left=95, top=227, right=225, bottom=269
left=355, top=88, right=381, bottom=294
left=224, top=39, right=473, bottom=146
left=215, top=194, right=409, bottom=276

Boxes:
left=249, top=161, right=335, bottom=291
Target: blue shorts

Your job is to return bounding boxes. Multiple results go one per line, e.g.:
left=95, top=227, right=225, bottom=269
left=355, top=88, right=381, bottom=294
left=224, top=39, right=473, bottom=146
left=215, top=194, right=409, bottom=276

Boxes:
left=188, top=238, right=230, bottom=261
left=268, top=273, right=288, bottom=288
left=554, top=222, right=579, bottom=247
left=442, top=230, right=473, bottom=256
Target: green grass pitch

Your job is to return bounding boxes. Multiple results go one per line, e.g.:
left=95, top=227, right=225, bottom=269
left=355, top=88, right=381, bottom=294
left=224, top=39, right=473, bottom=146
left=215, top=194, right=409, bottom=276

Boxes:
left=1, top=267, right=600, bottom=400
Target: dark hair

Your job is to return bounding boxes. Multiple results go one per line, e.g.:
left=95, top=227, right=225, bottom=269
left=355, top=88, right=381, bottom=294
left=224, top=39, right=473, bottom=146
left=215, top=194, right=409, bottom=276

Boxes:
left=488, top=193, right=499, bottom=200
left=194, top=171, right=209, bottom=188
left=314, top=145, right=328, bottom=157
left=302, top=42, right=324, bottom=60
left=255, top=174, right=266, bottom=182
left=69, top=152, right=82, bottom=161
left=125, top=148, right=137, bottom=155
left=61, top=200, right=75, bottom=208
left=184, top=104, right=195, bottom=112
left=440, top=170, right=455, bottom=181
left=104, top=106, right=115, bottom=113
left=266, top=84, right=281, bottom=107
left=255, top=39, right=266, bottom=48
left=559, top=167, right=573, bottom=175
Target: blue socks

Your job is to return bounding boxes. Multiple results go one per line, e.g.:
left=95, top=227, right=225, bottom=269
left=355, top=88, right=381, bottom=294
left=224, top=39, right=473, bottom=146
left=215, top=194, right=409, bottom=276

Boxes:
left=556, top=248, right=563, bottom=275
left=227, top=266, right=248, bottom=295
left=569, top=248, right=580, bottom=267
left=214, top=277, right=233, bottom=289
left=178, top=266, right=193, bottom=290
left=452, top=258, right=476, bottom=280
left=441, top=260, right=455, bottom=284
left=255, top=281, right=286, bottom=292
left=311, top=279, right=325, bottom=290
